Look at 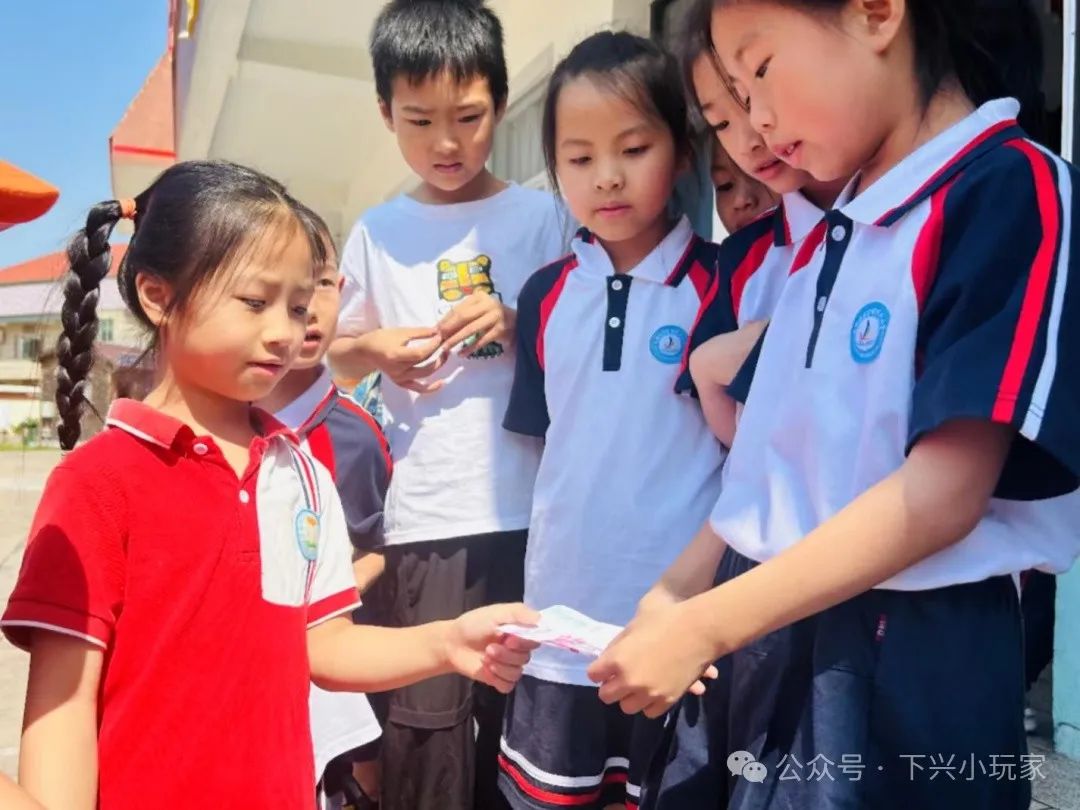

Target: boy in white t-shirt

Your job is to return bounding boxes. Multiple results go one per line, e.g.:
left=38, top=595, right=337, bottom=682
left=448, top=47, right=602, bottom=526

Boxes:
left=328, top=3, right=568, bottom=809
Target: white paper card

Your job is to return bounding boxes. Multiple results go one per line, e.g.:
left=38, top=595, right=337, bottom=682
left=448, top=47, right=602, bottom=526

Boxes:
left=498, top=605, right=623, bottom=658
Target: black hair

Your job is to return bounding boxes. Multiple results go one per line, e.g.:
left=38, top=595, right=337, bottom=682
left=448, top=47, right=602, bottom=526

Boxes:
left=370, top=0, right=508, bottom=111
left=709, top=0, right=1045, bottom=137
left=541, top=30, right=692, bottom=191
left=678, top=0, right=724, bottom=127
left=56, top=160, right=324, bottom=450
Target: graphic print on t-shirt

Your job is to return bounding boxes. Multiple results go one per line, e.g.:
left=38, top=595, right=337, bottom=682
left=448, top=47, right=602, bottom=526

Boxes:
left=436, top=253, right=504, bottom=359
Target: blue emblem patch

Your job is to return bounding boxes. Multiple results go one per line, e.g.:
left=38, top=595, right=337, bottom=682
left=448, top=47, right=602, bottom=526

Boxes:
left=295, top=508, right=320, bottom=562
left=650, top=325, right=688, bottom=364
left=850, top=302, right=890, bottom=363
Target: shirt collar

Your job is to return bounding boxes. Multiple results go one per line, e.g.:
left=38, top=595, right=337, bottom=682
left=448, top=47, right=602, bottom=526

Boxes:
left=572, top=216, right=697, bottom=284
left=840, top=98, right=1024, bottom=227
left=273, top=366, right=335, bottom=434
left=106, top=399, right=300, bottom=453
left=773, top=192, right=825, bottom=246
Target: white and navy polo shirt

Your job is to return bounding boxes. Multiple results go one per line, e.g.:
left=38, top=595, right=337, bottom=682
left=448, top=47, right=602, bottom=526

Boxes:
left=714, top=98, right=1080, bottom=591
left=504, top=217, right=731, bottom=685
left=727, top=190, right=827, bottom=326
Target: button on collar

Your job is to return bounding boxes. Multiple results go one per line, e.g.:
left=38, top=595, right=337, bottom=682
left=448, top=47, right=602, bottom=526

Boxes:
left=192, top=442, right=209, bottom=456
left=239, top=490, right=251, bottom=504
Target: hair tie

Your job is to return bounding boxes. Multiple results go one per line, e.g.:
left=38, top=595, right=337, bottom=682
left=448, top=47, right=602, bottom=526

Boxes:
left=118, top=198, right=137, bottom=220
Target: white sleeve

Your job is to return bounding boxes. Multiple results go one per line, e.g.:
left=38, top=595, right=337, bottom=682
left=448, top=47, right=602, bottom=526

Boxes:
left=337, top=221, right=380, bottom=337
left=307, top=464, right=361, bottom=628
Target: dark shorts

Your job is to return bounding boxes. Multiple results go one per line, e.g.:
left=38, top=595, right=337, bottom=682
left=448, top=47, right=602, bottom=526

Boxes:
left=499, top=675, right=665, bottom=810
left=378, top=530, right=527, bottom=810
left=642, top=548, right=1030, bottom=810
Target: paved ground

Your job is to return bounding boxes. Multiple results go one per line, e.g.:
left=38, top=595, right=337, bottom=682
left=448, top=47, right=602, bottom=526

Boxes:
left=0, top=449, right=57, bottom=781
left=0, top=449, right=1078, bottom=808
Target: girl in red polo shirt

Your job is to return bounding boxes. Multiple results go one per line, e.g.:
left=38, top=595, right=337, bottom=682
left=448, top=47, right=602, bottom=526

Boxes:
left=1, top=160, right=537, bottom=810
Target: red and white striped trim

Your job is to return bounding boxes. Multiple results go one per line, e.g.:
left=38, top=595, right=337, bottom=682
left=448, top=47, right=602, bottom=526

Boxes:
left=0, top=619, right=107, bottom=650
left=993, top=140, right=1064, bottom=426
left=1019, top=143, right=1072, bottom=439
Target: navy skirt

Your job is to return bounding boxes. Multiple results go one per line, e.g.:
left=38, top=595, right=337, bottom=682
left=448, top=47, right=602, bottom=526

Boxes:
left=641, top=547, right=1029, bottom=810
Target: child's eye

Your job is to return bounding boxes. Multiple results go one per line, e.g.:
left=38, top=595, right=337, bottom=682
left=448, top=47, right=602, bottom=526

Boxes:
left=624, top=145, right=650, bottom=156
left=408, top=119, right=431, bottom=127
left=568, top=156, right=591, bottom=166
left=711, top=120, right=729, bottom=134
left=459, top=114, right=482, bottom=124
left=239, top=297, right=266, bottom=311
left=317, top=278, right=337, bottom=288
left=715, top=182, right=735, bottom=194
left=291, top=305, right=309, bottom=317
left=754, top=58, right=771, bottom=80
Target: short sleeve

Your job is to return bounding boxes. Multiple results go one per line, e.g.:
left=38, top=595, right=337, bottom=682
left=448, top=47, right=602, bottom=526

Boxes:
left=308, top=473, right=362, bottom=628
left=504, top=271, right=552, bottom=437
left=675, top=250, right=739, bottom=396
left=329, top=405, right=391, bottom=553
left=1, top=464, right=127, bottom=651
left=909, top=143, right=1080, bottom=499
left=337, top=221, right=380, bottom=337
left=726, top=325, right=768, bottom=405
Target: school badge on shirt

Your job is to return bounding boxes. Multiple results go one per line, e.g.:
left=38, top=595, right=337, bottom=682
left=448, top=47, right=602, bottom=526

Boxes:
left=850, top=302, right=890, bottom=363
left=294, top=508, right=320, bottom=562
left=650, top=325, right=688, bottom=365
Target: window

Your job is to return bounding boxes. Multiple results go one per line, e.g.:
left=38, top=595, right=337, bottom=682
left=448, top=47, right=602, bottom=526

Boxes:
left=99, top=318, right=114, bottom=342
left=491, top=81, right=549, bottom=189
left=16, top=335, right=42, bottom=360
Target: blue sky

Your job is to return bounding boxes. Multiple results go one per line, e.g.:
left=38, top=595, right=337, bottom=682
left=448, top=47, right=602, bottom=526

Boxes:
left=0, top=1, right=168, bottom=267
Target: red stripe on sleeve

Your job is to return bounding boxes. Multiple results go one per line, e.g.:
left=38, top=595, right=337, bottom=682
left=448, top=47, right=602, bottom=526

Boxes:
left=730, top=232, right=773, bottom=322
left=338, top=398, right=393, bottom=478
left=537, top=259, right=577, bottom=371
left=679, top=270, right=722, bottom=378
left=789, top=220, right=827, bottom=276
left=910, top=177, right=958, bottom=312
left=875, top=120, right=1016, bottom=225
left=687, top=259, right=712, bottom=301
left=307, top=588, right=361, bottom=627
left=992, top=141, right=1061, bottom=423
left=305, top=424, right=337, bottom=481
left=663, top=235, right=702, bottom=286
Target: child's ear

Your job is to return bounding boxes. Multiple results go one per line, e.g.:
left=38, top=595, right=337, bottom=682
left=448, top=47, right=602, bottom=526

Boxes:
left=494, top=99, right=508, bottom=126
left=337, top=275, right=345, bottom=292
left=845, top=0, right=905, bottom=53
left=134, top=272, right=173, bottom=328
left=378, top=98, right=395, bottom=132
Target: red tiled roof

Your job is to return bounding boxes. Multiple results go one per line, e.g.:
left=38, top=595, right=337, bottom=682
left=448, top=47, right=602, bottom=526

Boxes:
left=0, top=243, right=128, bottom=286
left=110, top=51, right=176, bottom=160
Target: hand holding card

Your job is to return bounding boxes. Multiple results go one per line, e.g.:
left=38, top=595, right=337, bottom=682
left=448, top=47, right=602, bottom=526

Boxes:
left=499, top=605, right=623, bottom=658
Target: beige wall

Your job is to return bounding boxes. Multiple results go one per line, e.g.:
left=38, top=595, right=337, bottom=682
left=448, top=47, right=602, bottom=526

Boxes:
left=0, top=310, right=144, bottom=385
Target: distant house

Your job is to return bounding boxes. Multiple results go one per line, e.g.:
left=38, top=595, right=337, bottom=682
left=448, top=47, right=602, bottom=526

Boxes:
left=0, top=245, right=146, bottom=442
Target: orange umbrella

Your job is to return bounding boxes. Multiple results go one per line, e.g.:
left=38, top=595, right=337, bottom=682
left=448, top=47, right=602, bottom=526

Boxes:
left=0, top=160, right=59, bottom=231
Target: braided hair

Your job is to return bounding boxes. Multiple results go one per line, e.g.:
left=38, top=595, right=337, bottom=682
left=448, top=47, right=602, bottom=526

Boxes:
left=56, top=202, right=124, bottom=450
left=54, top=160, right=327, bottom=451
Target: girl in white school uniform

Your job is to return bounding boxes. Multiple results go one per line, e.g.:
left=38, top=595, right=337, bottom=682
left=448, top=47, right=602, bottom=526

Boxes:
left=589, top=2, right=1080, bottom=809
left=497, top=31, right=735, bottom=810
